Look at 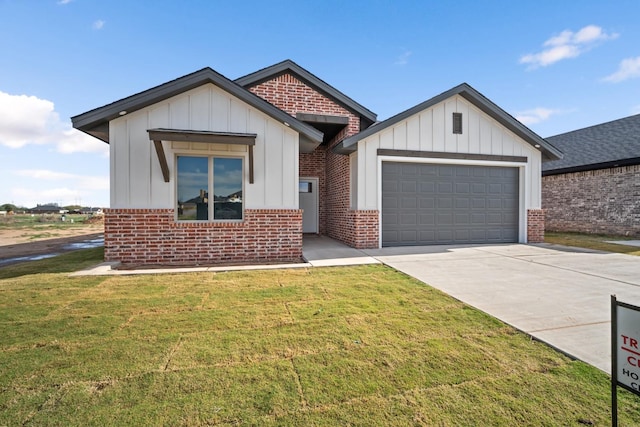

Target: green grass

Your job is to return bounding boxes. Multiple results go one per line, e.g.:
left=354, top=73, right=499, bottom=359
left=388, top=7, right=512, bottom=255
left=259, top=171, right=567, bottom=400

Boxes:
left=1, top=249, right=639, bottom=425
left=546, top=231, right=640, bottom=256
left=0, top=213, right=94, bottom=230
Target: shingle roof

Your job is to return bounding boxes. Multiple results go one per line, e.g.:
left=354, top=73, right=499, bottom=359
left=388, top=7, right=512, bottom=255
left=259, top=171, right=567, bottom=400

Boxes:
left=71, top=67, right=323, bottom=145
left=335, top=83, right=562, bottom=161
left=543, top=113, right=640, bottom=175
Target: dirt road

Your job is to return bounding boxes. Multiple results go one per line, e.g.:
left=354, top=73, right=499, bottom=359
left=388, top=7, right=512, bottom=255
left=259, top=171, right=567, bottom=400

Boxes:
left=0, top=224, right=104, bottom=261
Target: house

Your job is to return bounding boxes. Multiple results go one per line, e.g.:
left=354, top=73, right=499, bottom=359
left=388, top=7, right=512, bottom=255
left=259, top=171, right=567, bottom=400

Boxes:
left=29, top=204, right=66, bottom=214
left=72, top=60, right=561, bottom=266
left=542, top=114, right=640, bottom=236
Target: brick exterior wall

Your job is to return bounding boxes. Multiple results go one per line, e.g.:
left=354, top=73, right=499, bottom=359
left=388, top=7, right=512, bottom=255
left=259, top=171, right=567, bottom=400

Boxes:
left=345, top=210, right=380, bottom=248
left=104, top=209, right=302, bottom=266
left=527, top=209, right=545, bottom=243
left=542, top=165, right=640, bottom=236
left=299, top=147, right=327, bottom=235
left=248, top=73, right=380, bottom=248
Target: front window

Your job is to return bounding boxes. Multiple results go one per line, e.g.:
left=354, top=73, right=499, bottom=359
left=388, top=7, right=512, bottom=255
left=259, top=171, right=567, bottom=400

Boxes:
left=176, top=155, right=243, bottom=221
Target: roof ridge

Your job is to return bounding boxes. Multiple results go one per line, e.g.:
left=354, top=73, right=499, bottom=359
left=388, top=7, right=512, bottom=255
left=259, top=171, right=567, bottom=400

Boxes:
left=234, top=60, right=377, bottom=122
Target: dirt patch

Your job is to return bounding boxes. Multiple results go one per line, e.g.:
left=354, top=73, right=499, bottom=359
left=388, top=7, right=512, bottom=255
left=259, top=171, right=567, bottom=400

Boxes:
left=0, top=224, right=104, bottom=260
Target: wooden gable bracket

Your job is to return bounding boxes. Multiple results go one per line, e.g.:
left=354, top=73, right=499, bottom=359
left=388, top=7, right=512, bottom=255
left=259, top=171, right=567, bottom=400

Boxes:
left=147, top=128, right=257, bottom=184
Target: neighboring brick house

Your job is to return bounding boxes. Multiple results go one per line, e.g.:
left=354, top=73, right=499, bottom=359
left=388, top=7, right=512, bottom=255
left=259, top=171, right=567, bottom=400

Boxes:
left=542, top=114, right=640, bottom=236
left=72, top=60, right=560, bottom=267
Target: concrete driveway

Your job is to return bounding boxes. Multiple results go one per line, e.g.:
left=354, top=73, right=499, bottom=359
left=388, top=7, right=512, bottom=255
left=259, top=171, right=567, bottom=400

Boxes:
left=358, top=243, right=640, bottom=374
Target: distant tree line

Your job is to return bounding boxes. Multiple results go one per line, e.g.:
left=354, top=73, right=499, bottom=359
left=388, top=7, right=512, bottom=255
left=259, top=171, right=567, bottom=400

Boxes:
left=0, top=203, right=25, bottom=212
left=0, top=203, right=86, bottom=213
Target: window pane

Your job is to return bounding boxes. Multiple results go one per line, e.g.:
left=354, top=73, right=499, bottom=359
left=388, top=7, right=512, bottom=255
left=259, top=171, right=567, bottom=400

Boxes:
left=213, top=157, right=243, bottom=220
left=299, top=181, right=312, bottom=193
left=177, top=156, right=209, bottom=221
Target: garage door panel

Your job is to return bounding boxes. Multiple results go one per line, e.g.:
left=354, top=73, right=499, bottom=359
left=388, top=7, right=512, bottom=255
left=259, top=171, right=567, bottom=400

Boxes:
left=487, top=198, right=502, bottom=209
left=382, top=212, right=398, bottom=225
left=455, top=198, right=470, bottom=209
left=437, top=213, right=453, bottom=225
left=455, top=213, right=470, bottom=225
left=401, top=197, right=417, bottom=209
left=382, top=196, right=398, bottom=209
left=419, top=213, right=435, bottom=225
left=472, top=183, right=486, bottom=194
left=438, top=198, right=453, bottom=209
left=472, top=199, right=486, bottom=208
left=488, top=183, right=503, bottom=194
left=471, top=213, right=486, bottom=224
left=419, top=230, right=436, bottom=241
left=382, top=162, right=519, bottom=246
left=455, top=182, right=470, bottom=194
left=470, top=229, right=487, bottom=240
left=382, top=179, right=399, bottom=192
left=438, top=182, right=453, bottom=193
left=401, top=213, right=417, bottom=225
left=401, top=181, right=417, bottom=192
left=401, top=230, right=417, bottom=242
left=420, top=197, right=435, bottom=209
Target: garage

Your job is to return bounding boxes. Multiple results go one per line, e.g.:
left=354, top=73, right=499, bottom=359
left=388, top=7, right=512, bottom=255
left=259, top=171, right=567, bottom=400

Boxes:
left=382, top=162, right=519, bottom=246
left=334, top=83, right=562, bottom=249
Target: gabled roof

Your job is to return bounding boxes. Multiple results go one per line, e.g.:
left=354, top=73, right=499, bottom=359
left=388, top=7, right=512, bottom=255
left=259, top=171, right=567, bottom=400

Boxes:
left=543, top=113, right=640, bottom=175
left=71, top=67, right=323, bottom=145
left=334, top=83, right=563, bottom=161
left=235, top=59, right=377, bottom=125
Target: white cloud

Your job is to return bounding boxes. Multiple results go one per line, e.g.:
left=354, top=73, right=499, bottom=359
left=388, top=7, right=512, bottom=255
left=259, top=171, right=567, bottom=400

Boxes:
left=93, top=20, right=105, bottom=30
left=7, top=170, right=109, bottom=208
left=395, top=49, right=412, bottom=66
left=57, top=0, right=73, bottom=4
left=602, top=56, right=640, bottom=83
left=515, top=107, right=563, bottom=125
left=520, top=25, right=618, bottom=69
left=0, top=90, right=108, bottom=155
left=13, top=169, right=109, bottom=191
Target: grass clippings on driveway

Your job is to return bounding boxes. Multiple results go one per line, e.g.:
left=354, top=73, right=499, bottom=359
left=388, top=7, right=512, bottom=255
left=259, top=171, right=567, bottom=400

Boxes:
left=1, top=249, right=639, bottom=426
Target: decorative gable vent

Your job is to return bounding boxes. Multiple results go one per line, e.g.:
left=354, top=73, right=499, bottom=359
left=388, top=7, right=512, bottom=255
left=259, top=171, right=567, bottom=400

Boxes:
left=453, top=112, right=463, bottom=134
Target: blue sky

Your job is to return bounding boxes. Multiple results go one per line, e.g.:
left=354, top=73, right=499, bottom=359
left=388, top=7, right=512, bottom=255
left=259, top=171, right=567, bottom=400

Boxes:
left=1, top=0, right=639, bottom=208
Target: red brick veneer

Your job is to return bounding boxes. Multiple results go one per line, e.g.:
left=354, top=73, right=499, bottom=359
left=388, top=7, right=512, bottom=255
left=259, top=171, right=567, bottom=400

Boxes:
left=104, top=209, right=302, bottom=266
left=542, top=165, right=640, bottom=236
left=527, top=209, right=545, bottom=243
left=248, top=73, right=378, bottom=247
left=345, top=210, right=379, bottom=248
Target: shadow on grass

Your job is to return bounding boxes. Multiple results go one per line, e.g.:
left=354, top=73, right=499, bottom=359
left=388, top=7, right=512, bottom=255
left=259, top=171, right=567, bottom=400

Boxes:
left=0, top=247, right=104, bottom=280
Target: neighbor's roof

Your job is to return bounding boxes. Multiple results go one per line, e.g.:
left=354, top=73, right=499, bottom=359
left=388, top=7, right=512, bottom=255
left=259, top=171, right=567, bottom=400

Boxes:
left=71, top=67, right=323, bottom=145
left=543, top=113, right=640, bottom=175
left=235, top=59, right=377, bottom=125
left=334, top=83, right=563, bottom=162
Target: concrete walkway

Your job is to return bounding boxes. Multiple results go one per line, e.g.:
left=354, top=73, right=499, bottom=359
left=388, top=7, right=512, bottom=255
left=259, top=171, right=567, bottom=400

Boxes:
left=73, top=235, right=640, bottom=373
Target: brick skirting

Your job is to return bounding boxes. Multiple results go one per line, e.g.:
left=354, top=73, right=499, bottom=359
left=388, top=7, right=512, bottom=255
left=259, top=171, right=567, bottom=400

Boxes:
left=104, top=208, right=303, bottom=266
left=527, top=209, right=545, bottom=243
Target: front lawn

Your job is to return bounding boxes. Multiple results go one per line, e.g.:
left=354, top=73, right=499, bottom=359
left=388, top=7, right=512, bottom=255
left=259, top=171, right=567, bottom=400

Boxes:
left=545, top=231, right=640, bottom=256
left=1, top=249, right=638, bottom=425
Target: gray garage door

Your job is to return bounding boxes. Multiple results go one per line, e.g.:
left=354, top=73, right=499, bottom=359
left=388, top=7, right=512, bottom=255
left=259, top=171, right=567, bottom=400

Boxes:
left=382, top=162, right=519, bottom=246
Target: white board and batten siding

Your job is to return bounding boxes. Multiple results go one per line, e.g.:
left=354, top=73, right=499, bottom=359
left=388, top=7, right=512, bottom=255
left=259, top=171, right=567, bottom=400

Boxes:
left=109, top=84, right=299, bottom=210
left=356, top=95, right=542, bottom=211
